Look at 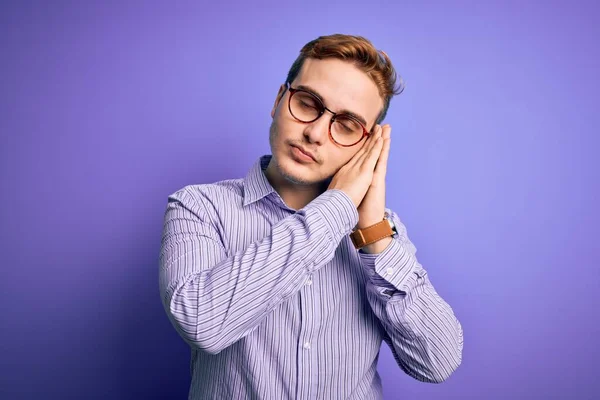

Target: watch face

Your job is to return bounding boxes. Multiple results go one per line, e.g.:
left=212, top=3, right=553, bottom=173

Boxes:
left=386, top=216, right=398, bottom=234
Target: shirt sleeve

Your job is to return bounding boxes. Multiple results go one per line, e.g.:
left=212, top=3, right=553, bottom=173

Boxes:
left=358, top=208, right=464, bottom=383
left=159, top=187, right=358, bottom=354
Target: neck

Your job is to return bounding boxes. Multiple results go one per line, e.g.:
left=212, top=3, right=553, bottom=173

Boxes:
left=264, top=159, right=330, bottom=210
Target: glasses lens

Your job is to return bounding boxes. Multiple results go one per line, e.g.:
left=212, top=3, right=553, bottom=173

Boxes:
left=290, top=91, right=321, bottom=122
left=331, top=115, right=364, bottom=146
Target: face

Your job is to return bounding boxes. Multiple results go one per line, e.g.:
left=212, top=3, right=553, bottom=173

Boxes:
left=269, top=58, right=384, bottom=186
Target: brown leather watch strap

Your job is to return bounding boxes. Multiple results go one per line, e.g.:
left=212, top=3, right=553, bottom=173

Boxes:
left=349, top=218, right=394, bottom=249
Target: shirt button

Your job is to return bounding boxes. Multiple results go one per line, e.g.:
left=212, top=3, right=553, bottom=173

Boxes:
left=386, top=267, right=394, bottom=275
left=303, top=342, right=311, bottom=350
left=306, top=277, right=312, bottom=285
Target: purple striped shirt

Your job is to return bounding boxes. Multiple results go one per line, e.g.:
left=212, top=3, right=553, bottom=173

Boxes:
left=159, top=155, right=463, bottom=399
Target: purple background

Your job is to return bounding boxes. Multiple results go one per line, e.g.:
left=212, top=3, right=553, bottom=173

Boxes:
left=1, top=1, right=598, bottom=399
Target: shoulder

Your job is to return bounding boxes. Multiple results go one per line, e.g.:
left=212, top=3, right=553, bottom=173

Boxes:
left=173, top=179, right=243, bottom=200
left=167, top=179, right=244, bottom=217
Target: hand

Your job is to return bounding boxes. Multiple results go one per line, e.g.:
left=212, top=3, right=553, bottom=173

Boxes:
left=327, top=124, right=385, bottom=208
left=357, top=124, right=392, bottom=253
left=357, top=124, right=391, bottom=229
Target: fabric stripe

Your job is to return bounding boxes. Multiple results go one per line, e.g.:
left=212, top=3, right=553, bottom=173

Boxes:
left=159, top=155, right=463, bottom=399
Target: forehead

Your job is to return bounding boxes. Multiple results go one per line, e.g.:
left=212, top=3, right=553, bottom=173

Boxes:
left=293, top=58, right=383, bottom=127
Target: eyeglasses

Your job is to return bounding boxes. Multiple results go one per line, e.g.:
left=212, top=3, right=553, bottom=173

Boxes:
left=286, top=83, right=371, bottom=147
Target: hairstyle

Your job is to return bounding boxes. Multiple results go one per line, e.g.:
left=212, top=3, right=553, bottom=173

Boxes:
left=285, top=33, right=405, bottom=125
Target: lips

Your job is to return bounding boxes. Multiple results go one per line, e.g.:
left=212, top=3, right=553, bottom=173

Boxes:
left=292, top=145, right=316, bottom=161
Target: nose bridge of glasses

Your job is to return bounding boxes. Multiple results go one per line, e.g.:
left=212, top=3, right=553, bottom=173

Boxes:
left=322, top=105, right=336, bottom=117
left=318, top=105, right=340, bottom=125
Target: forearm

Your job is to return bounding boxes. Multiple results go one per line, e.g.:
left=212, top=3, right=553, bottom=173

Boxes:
left=159, top=188, right=358, bottom=354
left=367, top=268, right=463, bottom=383
left=359, top=211, right=463, bottom=382
left=359, top=236, right=393, bottom=254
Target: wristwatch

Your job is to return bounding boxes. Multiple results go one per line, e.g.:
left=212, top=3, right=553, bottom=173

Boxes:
left=350, top=212, right=398, bottom=249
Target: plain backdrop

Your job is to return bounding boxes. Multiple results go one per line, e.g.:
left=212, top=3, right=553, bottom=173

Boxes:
left=1, top=1, right=598, bottom=399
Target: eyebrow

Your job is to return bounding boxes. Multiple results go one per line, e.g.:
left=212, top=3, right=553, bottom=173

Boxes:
left=295, top=84, right=369, bottom=128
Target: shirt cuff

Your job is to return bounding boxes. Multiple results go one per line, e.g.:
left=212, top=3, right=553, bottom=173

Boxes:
left=358, top=237, right=418, bottom=293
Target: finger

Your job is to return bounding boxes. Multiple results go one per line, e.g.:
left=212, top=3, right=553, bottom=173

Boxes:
left=374, top=125, right=391, bottom=178
left=347, top=128, right=376, bottom=169
left=365, top=125, right=384, bottom=160
left=351, top=125, right=379, bottom=165
left=355, top=124, right=383, bottom=166
left=364, top=134, right=384, bottom=171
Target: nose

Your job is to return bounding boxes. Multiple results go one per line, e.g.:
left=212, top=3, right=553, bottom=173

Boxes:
left=303, top=111, right=333, bottom=146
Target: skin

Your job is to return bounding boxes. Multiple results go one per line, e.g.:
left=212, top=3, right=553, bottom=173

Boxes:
left=265, top=57, right=393, bottom=253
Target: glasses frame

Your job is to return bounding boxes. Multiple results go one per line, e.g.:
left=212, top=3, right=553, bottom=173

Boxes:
left=286, top=82, right=371, bottom=147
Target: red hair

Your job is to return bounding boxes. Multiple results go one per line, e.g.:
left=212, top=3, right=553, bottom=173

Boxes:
left=285, top=34, right=405, bottom=124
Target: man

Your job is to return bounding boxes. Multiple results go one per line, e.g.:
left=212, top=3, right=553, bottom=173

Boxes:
left=159, top=34, right=463, bottom=399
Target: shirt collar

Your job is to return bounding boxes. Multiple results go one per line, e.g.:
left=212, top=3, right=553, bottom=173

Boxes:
left=243, top=155, right=277, bottom=207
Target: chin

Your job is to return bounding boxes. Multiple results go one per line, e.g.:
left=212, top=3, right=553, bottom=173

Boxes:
left=275, top=153, right=321, bottom=186
left=280, top=159, right=315, bottom=185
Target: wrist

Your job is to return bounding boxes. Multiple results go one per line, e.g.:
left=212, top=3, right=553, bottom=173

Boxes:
left=359, top=236, right=393, bottom=254
left=357, top=212, right=386, bottom=229
left=350, top=212, right=397, bottom=250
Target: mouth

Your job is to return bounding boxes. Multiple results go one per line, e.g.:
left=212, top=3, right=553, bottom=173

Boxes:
left=290, top=144, right=317, bottom=163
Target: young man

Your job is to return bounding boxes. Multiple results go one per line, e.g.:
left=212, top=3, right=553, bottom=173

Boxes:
left=159, top=34, right=463, bottom=399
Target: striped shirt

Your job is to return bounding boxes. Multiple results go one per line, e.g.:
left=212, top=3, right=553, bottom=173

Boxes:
left=159, top=155, right=463, bottom=399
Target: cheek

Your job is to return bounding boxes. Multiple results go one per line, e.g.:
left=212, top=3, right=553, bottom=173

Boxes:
left=269, top=119, right=282, bottom=143
left=271, top=116, right=298, bottom=145
left=269, top=119, right=292, bottom=155
left=326, top=147, right=356, bottom=171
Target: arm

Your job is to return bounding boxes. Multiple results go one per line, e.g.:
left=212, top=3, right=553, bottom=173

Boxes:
left=358, top=209, right=463, bottom=383
left=159, top=187, right=358, bottom=354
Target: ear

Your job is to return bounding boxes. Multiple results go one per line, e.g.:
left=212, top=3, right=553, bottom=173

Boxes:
left=271, top=84, right=287, bottom=118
